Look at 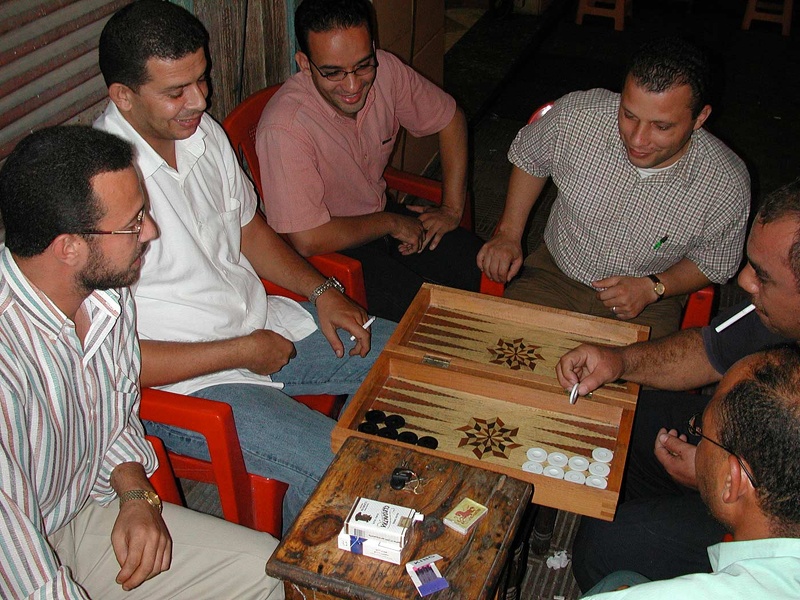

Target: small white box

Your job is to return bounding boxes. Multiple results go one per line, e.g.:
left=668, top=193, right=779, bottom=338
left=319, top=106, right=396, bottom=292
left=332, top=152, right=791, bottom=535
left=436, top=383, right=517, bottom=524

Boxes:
left=338, top=528, right=404, bottom=565
left=344, top=497, right=419, bottom=546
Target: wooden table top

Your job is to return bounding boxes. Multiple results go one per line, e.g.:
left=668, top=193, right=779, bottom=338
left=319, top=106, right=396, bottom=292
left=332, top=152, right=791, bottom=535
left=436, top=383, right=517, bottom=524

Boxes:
left=267, top=436, right=532, bottom=600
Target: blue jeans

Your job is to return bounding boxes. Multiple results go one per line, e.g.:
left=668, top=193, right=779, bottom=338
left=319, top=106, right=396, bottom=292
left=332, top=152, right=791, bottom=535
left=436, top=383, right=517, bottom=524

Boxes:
left=144, top=305, right=395, bottom=534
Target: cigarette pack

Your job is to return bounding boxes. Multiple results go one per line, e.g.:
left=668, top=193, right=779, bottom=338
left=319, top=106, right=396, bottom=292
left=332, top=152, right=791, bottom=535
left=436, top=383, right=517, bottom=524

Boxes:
left=406, top=554, right=449, bottom=597
left=338, top=527, right=404, bottom=564
left=344, top=496, right=420, bottom=546
left=443, top=498, right=488, bottom=535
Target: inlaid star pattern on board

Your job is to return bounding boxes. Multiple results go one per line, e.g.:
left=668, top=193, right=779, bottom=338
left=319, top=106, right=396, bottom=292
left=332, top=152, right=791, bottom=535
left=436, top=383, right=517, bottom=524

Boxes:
left=487, top=337, right=545, bottom=371
left=457, top=417, right=522, bottom=459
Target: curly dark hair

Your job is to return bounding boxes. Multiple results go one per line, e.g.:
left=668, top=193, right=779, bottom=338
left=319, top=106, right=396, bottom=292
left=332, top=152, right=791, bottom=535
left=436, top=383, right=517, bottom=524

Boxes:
left=0, top=126, right=134, bottom=257
left=626, top=37, right=711, bottom=118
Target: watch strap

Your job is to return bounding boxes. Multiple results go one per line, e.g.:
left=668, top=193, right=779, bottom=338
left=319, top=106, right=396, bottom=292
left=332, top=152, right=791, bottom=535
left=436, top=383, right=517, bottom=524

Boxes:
left=119, top=489, right=162, bottom=513
left=308, top=276, right=345, bottom=305
left=647, top=274, right=665, bottom=301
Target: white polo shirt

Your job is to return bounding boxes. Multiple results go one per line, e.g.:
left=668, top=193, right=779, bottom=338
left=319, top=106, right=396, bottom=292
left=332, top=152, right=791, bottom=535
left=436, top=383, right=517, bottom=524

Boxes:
left=95, top=102, right=317, bottom=395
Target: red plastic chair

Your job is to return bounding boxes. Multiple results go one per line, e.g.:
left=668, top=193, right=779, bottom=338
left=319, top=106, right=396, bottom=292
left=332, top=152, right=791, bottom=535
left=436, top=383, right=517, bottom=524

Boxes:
left=141, top=390, right=287, bottom=537
left=140, top=273, right=353, bottom=537
left=479, top=101, right=716, bottom=330
left=222, top=84, right=475, bottom=293
left=146, top=434, right=183, bottom=506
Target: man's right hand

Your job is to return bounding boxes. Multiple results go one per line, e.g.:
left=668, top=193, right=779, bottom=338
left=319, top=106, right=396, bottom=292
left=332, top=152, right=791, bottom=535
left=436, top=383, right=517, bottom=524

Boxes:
left=390, top=213, right=426, bottom=255
left=239, top=329, right=296, bottom=376
left=476, top=233, right=523, bottom=283
left=556, top=344, right=624, bottom=396
left=654, top=428, right=697, bottom=489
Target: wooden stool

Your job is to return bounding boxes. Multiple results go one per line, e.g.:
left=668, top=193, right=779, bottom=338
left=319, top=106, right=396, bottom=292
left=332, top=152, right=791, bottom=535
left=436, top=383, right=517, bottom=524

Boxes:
left=742, top=0, right=793, bottom=36
left=576, top=0, right=632, bottom=31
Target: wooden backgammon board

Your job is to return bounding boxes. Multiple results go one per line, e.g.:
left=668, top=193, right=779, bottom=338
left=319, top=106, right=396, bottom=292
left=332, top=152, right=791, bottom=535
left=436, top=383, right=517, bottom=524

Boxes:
left=333, top=285, right=649, bottom=521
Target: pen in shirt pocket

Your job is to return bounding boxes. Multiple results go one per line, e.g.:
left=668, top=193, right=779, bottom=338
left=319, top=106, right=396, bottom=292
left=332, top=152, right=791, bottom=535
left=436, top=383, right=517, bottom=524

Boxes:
left=653, top=235, right=669, bottom=250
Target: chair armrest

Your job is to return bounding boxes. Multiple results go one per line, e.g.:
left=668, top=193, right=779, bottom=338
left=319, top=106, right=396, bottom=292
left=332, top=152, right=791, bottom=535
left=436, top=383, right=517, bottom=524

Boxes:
left=145, top=435, right=183, bottom=505
left=384, top=166, right=443, bottom=203
left=249, top=473, right=287, bottom=536
left=308, top=254, right=367, bottom=308
left=261, top=279, right=303, bottom=302
left=680, top=284, right=716, bottom=330
left=479, top=273, right=505, bottom=297
left=139, top=388, right=255, bottom=527
left=260, top=251, right=368, bottom=309
left=383, top=166, right=473, bottom=231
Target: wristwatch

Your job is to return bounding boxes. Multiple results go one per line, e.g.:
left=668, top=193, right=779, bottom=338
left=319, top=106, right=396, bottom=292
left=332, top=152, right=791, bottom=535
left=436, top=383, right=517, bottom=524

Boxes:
left=647, top=274, right=666, bottom=302
left=308, top=276, right=345, bottom=305
left=119, top=489, right=162, bottom=514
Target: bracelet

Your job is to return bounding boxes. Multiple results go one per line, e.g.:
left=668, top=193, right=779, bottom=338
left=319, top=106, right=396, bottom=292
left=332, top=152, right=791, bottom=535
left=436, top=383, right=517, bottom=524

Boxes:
left=308, top=276, right=345, bottom=305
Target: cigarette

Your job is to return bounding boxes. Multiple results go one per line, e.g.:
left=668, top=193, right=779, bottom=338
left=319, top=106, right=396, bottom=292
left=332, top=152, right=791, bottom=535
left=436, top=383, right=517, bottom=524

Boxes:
left=350, top=316, right=376, bottom=340
left=714, top=304, right=755, bottom=333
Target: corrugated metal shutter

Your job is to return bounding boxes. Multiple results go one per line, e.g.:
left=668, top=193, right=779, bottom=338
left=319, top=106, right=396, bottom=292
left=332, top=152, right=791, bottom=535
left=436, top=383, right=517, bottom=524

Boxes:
left=0, top=0, right=134, bottom=161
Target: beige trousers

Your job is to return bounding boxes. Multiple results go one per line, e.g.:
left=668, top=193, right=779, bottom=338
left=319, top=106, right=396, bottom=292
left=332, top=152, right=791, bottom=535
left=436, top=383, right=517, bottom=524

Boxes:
left=50, top=500, right=284, bottom=599
left=504, top=244, right=686, bottom=340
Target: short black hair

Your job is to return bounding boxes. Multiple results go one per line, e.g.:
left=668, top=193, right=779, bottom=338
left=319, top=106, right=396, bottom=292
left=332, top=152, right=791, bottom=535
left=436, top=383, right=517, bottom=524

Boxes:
left=99, top=0, right=209, bottom=90
left=626, top=37, right=711, bottom=118
left=0, top=126, right=134, bottom=257
left=295, top=0, right=374, bottom=57
left=717, top=346, right=800, bottom=535
left=756, top=178, right=800, bottom=290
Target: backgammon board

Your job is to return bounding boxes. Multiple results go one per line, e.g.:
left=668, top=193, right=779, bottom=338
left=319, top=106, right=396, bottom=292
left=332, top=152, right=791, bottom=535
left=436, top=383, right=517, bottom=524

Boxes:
left=333, top=285, right=649, bottom=521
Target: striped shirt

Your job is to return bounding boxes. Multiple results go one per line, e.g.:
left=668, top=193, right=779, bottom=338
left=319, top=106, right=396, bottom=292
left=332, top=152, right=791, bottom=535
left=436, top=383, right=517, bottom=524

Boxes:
left=508, top=88, right=750, bottom=286
left=0, top=247, right=156, bottom=598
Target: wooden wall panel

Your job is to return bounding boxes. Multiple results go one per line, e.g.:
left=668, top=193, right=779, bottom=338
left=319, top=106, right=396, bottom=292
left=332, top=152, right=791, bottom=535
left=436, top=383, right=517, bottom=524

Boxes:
left=195, top=0, right=292, bottom=121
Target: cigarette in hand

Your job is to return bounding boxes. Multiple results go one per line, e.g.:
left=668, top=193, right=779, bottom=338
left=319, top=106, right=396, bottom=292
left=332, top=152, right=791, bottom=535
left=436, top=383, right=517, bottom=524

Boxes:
left=350, top=316, right=376, bottom=341
left=714, top=304, right=755, bottom=333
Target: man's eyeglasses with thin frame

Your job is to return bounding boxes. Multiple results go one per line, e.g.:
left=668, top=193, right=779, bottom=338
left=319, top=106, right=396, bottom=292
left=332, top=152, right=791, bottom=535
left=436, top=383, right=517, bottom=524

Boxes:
left=308, top=54, right=379, bottom=82
left=688, top=412, right=758, bottom=488
left=81, top=208, right=145, bottom=237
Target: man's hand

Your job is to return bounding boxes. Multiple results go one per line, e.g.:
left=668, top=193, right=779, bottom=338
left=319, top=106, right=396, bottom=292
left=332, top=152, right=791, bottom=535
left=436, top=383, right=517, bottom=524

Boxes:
left=592, top=276, right=658, bottom=320
left=476, top=233, right=524, bottom=283
left=315, top=289, right=371, bottom=358
left=654, top=428, right=698, bottom=489
left=389, top=213, right=426, bottom=255
left=112, top=498, right=172, bottom=591
left=239, top=329, right=297, bottom=375
left=406, top=204, right=461, bottom=251
left=555, top=344, right=624, bottom=396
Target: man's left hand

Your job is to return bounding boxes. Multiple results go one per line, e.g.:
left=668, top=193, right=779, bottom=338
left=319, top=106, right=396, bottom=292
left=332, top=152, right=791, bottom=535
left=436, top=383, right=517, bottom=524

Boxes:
left=315, top=289, right=371, bottom=358
left=406, top=204, right=461, bottom=251
left=592, top=275, right=658, bottom=320
left=654, top=427, right=698, bottom=489
left=112, top=500, right=172, bottom=591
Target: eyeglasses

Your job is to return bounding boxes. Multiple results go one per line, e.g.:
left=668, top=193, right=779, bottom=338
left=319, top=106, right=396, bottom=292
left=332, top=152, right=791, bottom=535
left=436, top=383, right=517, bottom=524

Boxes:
left=81, top=208, right=145, bottom=237
left=307, top=54, right=378, bottom=82
left=688, top=412, right=758, bottom=488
